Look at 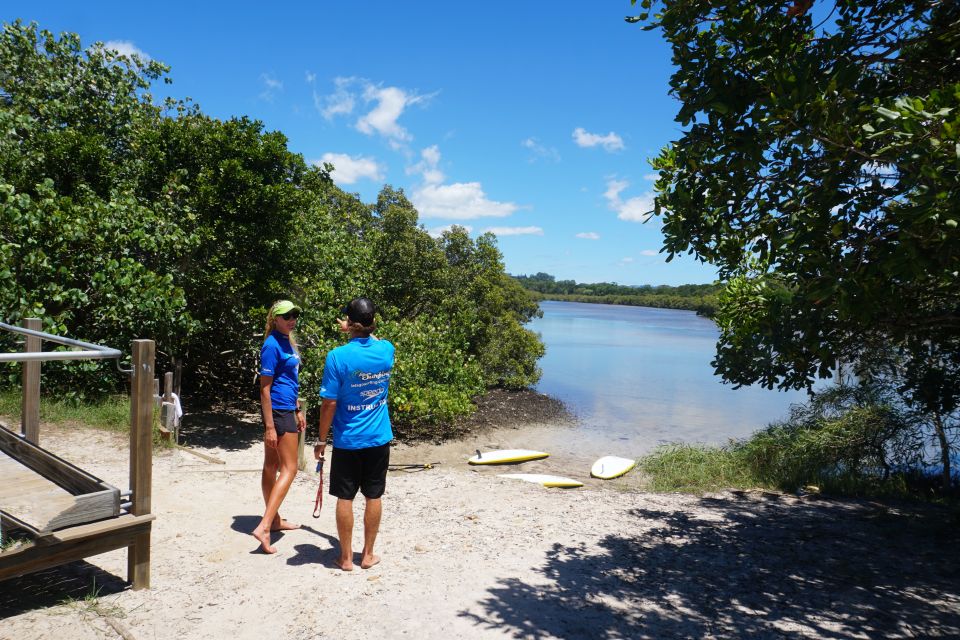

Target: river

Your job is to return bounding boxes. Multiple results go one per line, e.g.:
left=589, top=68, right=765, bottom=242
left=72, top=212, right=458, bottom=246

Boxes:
left=524, top=300, right=811, bottom=461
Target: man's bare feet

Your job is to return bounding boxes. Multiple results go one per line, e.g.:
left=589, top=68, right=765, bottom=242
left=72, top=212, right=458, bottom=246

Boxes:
left=251, top=527, right=276, bottom=554
left=270, top=518, right=300, bottom=532
left=360, top=554, right=381, bottom=569
left=334, top=557, right=354, bottom=571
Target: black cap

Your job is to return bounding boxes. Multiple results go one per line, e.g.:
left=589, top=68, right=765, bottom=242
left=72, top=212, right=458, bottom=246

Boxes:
left=342, top=297, right=376, bottom=327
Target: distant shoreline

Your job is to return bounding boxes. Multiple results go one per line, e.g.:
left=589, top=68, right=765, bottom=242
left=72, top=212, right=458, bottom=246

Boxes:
left=531, top=293, right=716, bottom=317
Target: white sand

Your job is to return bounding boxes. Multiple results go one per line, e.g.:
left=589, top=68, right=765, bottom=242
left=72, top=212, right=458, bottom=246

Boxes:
left=2, top=424, right=958, bottom=639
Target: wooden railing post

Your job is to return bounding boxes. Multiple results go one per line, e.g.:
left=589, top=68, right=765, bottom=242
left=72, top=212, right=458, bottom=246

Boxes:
left=21, top=318, right=41, bottom=445
left=128, top=339, right=154, bottom=589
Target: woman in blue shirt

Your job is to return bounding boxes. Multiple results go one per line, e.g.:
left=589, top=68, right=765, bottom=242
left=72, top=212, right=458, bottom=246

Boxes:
left=251, top=299, right=305, bottom=554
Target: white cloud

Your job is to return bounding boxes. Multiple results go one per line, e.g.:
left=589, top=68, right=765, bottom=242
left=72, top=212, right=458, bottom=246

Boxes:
left=573, top=127, right=625, bottom=152
left=643, top=173, right=659, bottom=181
left=618, top=257, right=635, bottom=266
left=314, top=77, right=434, bottom=146
left=413, top=182, right=519, bottom=220
left=101, top=40, right=151, bottom=61
left=305, top=71, right=316, bottom=84
left=604, top=177, right=655, bottom=223
left=314, top=153, right=384, bottom=184
left=261, top=73, right=283, bottom=90
left=522, top=137, right=561, bottom=162
left=317, top=76, right=357, bottom=120
left=407, top=145, right=445, bottom=185
left=357, top=84, right=432, bottom=143
left=484, top=226, right=544, bottom=237
left=576, top=232, right=600, bottom=240
left=259, top=73, right=283, bottom=102
left=640, top=249, right=659, bottom=256
left=427, top=224, right=473, bottom=238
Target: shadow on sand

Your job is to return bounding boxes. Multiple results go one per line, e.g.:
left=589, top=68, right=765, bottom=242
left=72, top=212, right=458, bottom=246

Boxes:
left=0, top=561, right=128, bottom=618
left=176, top=401, right=264, bottom=451
left=460, top=493, right=960, bottom=639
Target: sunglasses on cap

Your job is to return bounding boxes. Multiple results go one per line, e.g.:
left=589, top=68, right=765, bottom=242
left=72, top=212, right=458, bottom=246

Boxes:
left=279, top=311, right=300, bottom=320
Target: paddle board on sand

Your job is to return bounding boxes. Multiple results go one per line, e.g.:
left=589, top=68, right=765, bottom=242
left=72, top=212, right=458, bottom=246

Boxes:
left=590, top=456, right=637, bottom=479
left=499, top=473, right=583, bottom=488
left=468, top=449, right=549, bottom=465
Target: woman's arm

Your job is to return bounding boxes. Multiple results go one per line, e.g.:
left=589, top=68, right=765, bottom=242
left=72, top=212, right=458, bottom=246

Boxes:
left=260, top=375, right=277, bottom=449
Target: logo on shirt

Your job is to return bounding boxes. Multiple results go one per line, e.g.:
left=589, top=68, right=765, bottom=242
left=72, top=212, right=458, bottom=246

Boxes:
left=359, top=387, right=384, bottom=400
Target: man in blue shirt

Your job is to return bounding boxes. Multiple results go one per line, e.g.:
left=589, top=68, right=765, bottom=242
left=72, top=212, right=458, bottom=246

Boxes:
left=315, top=297, right=394, bottom=571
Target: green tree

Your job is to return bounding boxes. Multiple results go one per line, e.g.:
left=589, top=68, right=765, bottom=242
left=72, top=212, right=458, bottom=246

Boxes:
left=0, top=21, right=194, bottom=394
left=631, top=1, right=959, bottom=484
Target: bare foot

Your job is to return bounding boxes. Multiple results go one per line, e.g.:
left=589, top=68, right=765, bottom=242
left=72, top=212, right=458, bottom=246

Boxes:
left=360, top=554, right=381, bottom=569
left=334, top=557, right=354, bottom=572
left=251, top=527, right=276, bottom=554
left=270, top=518, right=300, bottom=532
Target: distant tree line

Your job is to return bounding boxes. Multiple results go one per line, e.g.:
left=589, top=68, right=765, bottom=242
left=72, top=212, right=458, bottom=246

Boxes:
left=513, top=272, right=719, bottom=316
left=0, top=21, right=543, bottom=437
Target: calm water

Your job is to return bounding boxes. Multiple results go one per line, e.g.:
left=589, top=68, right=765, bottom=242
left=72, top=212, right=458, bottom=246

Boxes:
left=527, top=301, right=810, bottom=459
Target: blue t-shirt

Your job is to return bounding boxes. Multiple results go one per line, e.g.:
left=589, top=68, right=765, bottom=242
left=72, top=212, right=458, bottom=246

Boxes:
left=259, top=330, right=300, bottom=410
left=319, top=337, right=395, bottom=450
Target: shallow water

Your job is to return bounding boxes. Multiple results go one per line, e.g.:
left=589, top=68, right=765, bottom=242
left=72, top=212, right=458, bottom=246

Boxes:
left=524, top=301, right=811, bottom=461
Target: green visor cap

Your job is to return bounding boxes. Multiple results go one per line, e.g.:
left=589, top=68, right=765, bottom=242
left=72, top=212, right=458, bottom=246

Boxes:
left=272, top=300, right=302, bottom=315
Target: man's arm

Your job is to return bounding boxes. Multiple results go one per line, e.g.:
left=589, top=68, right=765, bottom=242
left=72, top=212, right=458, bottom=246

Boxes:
left=314, top=398, right=337, bottom=458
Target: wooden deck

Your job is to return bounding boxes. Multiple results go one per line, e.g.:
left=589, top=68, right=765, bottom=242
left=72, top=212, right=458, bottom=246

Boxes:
left=0, top=426, right=120, bottom=536
left=0, top=336, right=155, bottom=589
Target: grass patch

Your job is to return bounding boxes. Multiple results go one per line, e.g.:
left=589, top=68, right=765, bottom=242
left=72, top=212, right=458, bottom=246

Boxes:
left=0, top=389, right=130, bottom=431
left=0, top=389, right=171, bottom=447
left=0, top=533, right=30, bottom=552
left=59, top=578, right=126, bottom=620
left=638, top=443, right=760, bottom=493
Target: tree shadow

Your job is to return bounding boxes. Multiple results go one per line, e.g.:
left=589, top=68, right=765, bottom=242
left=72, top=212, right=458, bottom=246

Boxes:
left=177, top=401, right=263, bottom=451
left=460, top=493, right=960, bottom=638
left=0, top=561, right=128, bottom=618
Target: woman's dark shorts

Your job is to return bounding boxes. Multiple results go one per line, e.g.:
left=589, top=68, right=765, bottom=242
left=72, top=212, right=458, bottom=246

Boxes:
left=329, top=443, right=390, bottom=500
left=266, top=409, right=299, bottom=436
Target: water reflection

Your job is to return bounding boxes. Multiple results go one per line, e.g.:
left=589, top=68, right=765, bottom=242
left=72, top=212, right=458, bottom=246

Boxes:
left=529, top=301, right=811, bottom=458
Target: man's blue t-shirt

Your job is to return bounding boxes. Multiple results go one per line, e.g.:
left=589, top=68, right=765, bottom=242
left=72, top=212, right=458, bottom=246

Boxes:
left=259, top=331, right=300, bottom=410
left=319, top=337, right=394, bottom=450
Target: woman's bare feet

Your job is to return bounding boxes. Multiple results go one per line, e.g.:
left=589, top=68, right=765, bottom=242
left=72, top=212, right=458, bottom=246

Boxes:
left=251, top=527, right=277, bottom=554
left=360, top=553, right=381, bottom=569
left=270, top=518, right=300, bottom=532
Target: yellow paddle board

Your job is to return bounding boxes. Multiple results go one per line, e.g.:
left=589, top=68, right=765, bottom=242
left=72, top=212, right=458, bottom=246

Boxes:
left=499, top=473, right=583, bottom=488
left=468, top=449, right=549, bottom=465
left=590, top=456, right=637, bottom=479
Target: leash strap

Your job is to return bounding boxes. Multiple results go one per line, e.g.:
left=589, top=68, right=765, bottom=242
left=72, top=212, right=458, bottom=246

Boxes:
left=312, top=456, right=325, bottom=518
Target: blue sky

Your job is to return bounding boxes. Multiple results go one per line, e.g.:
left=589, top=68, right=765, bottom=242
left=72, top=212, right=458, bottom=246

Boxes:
left=5, top=1, right=718, bottom=286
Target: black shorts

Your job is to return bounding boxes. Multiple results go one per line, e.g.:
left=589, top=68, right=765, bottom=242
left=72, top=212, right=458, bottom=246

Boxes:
left=266, top=409, right=298, bottom=436
left=329, top=443, right=390, bottom=500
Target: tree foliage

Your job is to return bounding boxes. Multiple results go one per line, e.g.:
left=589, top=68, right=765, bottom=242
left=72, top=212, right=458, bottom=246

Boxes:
left=632, top=1, right=960, bottom=422
left=0, top=21, right=543, bottom=434
left=515, top=272, right=719, bottom=315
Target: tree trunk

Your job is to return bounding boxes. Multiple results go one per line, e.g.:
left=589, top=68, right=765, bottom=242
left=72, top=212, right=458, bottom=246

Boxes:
left=933, top=411, right=951, bottom=492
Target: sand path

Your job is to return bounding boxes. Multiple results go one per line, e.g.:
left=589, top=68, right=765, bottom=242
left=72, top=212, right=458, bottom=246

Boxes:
left=1, top=425, right=958, bottom=639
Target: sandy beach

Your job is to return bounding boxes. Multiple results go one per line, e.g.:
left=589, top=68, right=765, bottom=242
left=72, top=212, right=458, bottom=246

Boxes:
left=2, top=412, right=959, bottom=640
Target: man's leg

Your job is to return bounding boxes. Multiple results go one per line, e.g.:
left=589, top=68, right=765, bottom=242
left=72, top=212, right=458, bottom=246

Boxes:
left=360, top=497, right=382, bottom=569
left=335, top=498, right=355, bottom=571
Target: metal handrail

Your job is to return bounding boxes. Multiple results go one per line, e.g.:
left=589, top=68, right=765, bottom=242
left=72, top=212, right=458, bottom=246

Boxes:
left=0, top=321, right=122, bottom=362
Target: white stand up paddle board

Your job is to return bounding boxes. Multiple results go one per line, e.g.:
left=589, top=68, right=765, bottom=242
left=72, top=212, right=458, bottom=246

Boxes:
left=468, top=449, right=549, bottom=465
left=499, top=473, right=583, bottom=488
left=590, top=456, right=637, bottom=479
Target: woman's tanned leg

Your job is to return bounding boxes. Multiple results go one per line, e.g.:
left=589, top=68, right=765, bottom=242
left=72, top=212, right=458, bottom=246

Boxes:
left=252, top=433, right=299, bottom=553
